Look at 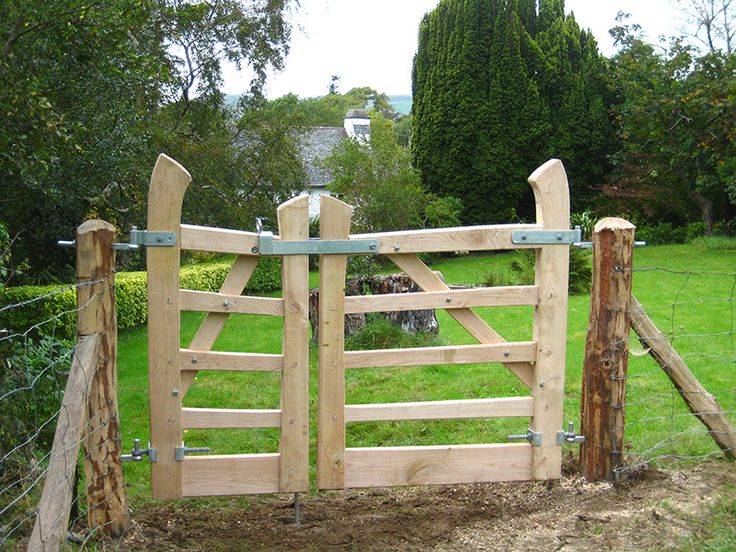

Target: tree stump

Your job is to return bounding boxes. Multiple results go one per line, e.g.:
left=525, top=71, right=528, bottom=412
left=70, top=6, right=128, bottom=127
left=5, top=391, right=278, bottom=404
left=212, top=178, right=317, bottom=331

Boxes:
left=308, top=273, right=441, bottom=342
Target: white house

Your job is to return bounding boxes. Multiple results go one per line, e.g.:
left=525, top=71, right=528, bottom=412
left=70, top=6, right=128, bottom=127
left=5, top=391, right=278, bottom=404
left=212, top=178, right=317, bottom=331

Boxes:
left=299, top=109, right=371, bottom=217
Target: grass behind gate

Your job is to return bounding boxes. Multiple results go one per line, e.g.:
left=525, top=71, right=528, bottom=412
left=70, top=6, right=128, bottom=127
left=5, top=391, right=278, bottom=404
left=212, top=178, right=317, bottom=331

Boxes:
left=117, top=237, right=736, bottom=499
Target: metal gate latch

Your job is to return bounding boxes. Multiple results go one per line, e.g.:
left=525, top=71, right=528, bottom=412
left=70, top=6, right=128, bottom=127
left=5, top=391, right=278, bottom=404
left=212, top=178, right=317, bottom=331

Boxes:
left=254, top=217, right=378, bottom=256
left=507, top=428, right=542, bottom=447
left=512, top=227, right=582, bottom=245
left=175, top=443, right=211, bottom=461
left=121, top=438, right=157, bottom=462
left=557, top=422, right=585, bottom=445
left=129, top=226, right=176, bottom=248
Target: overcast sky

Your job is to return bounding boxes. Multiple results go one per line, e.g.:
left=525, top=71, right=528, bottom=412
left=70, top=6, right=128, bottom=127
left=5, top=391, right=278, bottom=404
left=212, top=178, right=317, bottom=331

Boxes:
left=221, top=0, right=687, bottom=99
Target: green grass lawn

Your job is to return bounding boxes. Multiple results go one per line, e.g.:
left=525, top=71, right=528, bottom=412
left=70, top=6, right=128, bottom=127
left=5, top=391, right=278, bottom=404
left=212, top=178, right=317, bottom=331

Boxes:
left=117, top=237, right=736, bottom=499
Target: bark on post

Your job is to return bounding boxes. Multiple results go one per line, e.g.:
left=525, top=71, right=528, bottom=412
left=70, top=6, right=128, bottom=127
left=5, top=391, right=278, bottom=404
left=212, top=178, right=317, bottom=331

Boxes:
left=76, top=220, right=130, bottom=537
left=580, top=217, right=635, bottom=481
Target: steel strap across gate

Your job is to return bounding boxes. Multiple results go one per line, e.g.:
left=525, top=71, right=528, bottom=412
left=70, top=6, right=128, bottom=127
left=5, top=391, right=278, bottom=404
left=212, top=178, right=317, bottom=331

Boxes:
left=144, top=154, right=571, bottom=499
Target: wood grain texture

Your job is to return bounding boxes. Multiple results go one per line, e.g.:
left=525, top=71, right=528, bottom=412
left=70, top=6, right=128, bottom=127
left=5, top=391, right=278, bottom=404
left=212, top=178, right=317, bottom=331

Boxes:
left=630, top=296, right=736, bottom=459
left=180, top=224, right=260, bottom=255
left=28, top=335, right=100, bottom=552
left=528, top=159, right=570, bottom=481
left=182, top=408, right=281, bottom=429
left=345, top=397, right=534, bottom=422
left=317, top=196, right=352, bottom=489
left=180, top=290, right=284, bottom=316
left=344, top=444, right=532, bottom=488
left=344, top=342, right=536, bottom=369
left=580, top=218, right=636, bottom=481
left=182, top=255, right=260, bottom=395
left=179, top=349, right=283, bottom=372
left=146, top=154, right=191, bottom=499
left=277, top=195, right=310, bottom=492
left=344, top=286, right=539, bottom=314
left=387, top=254, right=534, bottom=388
left=75, top=220, right=129, bottom=536
left=181, top=454, right=280, bottom=496
left=351, top=224, right=540, bottom=254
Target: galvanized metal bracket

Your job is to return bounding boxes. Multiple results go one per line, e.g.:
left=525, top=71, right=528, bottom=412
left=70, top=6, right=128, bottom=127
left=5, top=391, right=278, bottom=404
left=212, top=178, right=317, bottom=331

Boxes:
left=121, top=438, right=157, bottom=463
left=512, top=227, right=582, bottom=245
left=254, top=218, right=378, bottom=255
left=129, top=226, right=176, bottom=248
left=508, top=428, right=542, bottom=447
left=556, top=421, right=586, bottom=445
left=174, top=443, right=211, bottom=461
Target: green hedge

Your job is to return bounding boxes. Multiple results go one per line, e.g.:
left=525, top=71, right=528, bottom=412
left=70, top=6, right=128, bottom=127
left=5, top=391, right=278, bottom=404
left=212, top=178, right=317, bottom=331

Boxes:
left=0, top=257, right=281, bottom=339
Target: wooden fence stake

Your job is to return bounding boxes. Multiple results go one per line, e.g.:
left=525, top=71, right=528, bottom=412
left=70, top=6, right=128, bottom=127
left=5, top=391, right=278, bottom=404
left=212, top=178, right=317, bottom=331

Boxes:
left=580, top=217, right=635, bottom=481
left=629, top=296, right=736, bottom=458
left=76, top=219, right=130, bottom=536
left=27, top=334, right=100, bottom=552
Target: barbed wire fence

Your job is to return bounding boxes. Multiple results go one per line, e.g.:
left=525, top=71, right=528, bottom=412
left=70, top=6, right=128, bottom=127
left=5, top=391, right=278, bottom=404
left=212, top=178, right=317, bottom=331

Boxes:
left=616, top=265, right=736, bottom=478
left=0, top=272, right=128, bottom=549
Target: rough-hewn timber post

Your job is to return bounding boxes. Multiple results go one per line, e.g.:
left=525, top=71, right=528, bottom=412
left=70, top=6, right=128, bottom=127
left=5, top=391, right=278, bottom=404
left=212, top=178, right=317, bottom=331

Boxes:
left=76, top=219, right=130, bottom=537
left=580, top=217, right=635, bottom=481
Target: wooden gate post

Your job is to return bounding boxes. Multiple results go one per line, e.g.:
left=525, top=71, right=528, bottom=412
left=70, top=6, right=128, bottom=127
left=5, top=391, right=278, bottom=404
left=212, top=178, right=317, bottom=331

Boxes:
left=317, top=195, right=353, bottom=489
left=76, top=220, right=130, bottom=537
left=147, top=154, right=191, bottom=499
left=528, top=159, right=571, bottom=481
left=580, top=217, right=635, bottom=481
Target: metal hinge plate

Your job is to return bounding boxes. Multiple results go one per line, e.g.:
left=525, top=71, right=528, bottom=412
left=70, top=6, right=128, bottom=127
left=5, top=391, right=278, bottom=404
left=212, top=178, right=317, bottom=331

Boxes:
left=129, top=227, right=176, bottom=247
left=175, top=443, right=211, bottom=461
left=256, top=231, right=378, bottom=256
left=508, top=428, right=542, bottom=447
left=512, top=227, right=582, bottom=245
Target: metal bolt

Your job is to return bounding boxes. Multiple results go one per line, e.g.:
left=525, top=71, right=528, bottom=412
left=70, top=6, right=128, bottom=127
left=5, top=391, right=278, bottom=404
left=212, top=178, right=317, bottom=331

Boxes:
left=393, top=243, right=401, bottom=251
left=171, top=388, right=179, bottom=396
left=520, top=234, right=527, bottom=241
left=369, top=243, right=377, bottom=251
left=251, top=246, right=259, bottom=254
left=191, top=357, right=198, bottom=364
left=503, top=351, right=510, bottom=358
left=223, top=300, right=230, bottom=308
left=446, top=297, right=452, bottom=303
left=156, top=236, right=163, bottom=243
left=556, top=234, right=563, bottom=241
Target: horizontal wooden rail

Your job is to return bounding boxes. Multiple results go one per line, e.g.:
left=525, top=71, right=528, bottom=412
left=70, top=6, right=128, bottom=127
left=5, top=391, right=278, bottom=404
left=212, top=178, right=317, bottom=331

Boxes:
left=344, top=286, right=538, bottom=314
left=181, top=408, right=281, bottom=429
left=181, top=453, right=280, bottom=496
left=344, top=342, right=536, bottom=369
left=179, top=349, right=283, bottom=372
left=351, top=224, right=541, bottom=254
left=180, top=290, right=284, bottom=316
left=344, top=397, right=534, bottom=422
left=344, top=444, right=532, bottom=487
left=181, top=224, right=262, bottom=255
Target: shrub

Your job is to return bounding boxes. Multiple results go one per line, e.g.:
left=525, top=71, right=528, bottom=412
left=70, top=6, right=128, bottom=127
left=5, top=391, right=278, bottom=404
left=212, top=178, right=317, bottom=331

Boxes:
left=685, top=221, right=708, bottom=242
left=480, top=249, right=592, bottom=295
left=635, top=222, right=687, bottom=245
left=346, top=315, right=440, bottom=351
left=0, top=335, right=74, bottom=475
left=0, top=257, right=281, bottom=339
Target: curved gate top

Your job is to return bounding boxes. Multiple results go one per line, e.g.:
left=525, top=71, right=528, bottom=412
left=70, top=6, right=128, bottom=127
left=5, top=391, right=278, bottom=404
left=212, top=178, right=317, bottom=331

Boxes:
left=145, top=154, right=572, bottom=499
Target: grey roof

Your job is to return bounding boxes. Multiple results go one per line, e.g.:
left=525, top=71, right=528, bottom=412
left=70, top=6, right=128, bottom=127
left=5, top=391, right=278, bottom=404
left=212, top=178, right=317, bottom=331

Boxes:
left=299, top=126, right=346, bottom=188
left=345, top=108, right=370, bottom=119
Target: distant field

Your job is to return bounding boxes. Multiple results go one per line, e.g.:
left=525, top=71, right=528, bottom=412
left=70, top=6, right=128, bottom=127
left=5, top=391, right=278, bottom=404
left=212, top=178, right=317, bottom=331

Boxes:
left=117, top=237, right=736, bottom=499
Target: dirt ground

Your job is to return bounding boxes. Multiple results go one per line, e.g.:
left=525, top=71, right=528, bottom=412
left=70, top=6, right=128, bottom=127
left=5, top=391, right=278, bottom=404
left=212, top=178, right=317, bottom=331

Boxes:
left=119, top=460, right=736, bottom=551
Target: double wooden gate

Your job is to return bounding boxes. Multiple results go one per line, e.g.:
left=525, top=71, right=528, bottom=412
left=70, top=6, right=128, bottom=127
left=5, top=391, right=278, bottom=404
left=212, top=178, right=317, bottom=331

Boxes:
left=145, top=154, right=571, bottom=499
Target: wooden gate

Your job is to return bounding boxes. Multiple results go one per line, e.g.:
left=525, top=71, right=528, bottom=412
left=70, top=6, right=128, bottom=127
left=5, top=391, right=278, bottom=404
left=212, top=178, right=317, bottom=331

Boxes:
left=145, top=154, right=571, bottom=498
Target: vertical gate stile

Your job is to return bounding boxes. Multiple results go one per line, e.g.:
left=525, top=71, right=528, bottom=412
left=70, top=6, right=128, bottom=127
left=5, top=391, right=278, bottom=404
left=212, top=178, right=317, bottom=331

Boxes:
left=317, top=196, right=353, bottom=489
left=528, top=159, right=570, bottom=480
left=277, top=196, right=310, bottom=492
left=147, top=154, right=192, bottom=499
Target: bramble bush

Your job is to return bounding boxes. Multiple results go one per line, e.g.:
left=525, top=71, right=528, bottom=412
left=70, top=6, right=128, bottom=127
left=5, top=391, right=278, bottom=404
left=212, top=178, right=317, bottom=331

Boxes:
left=0, top=257, right=281, bottom=339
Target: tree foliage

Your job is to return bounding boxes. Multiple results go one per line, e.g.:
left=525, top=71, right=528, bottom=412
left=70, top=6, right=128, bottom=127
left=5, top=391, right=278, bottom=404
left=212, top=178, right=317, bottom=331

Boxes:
left=411, top=0, right=614, bottom=224
left=606, top=15, right=736, bottom=230
left=0, top=0, right=299, bottom=281
left=324, top=114, right=462, bottom=233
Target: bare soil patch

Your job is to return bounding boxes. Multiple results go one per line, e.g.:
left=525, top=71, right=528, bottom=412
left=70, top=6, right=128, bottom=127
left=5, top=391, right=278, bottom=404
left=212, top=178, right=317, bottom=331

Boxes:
left=120, top=461, right=735, bottom=551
